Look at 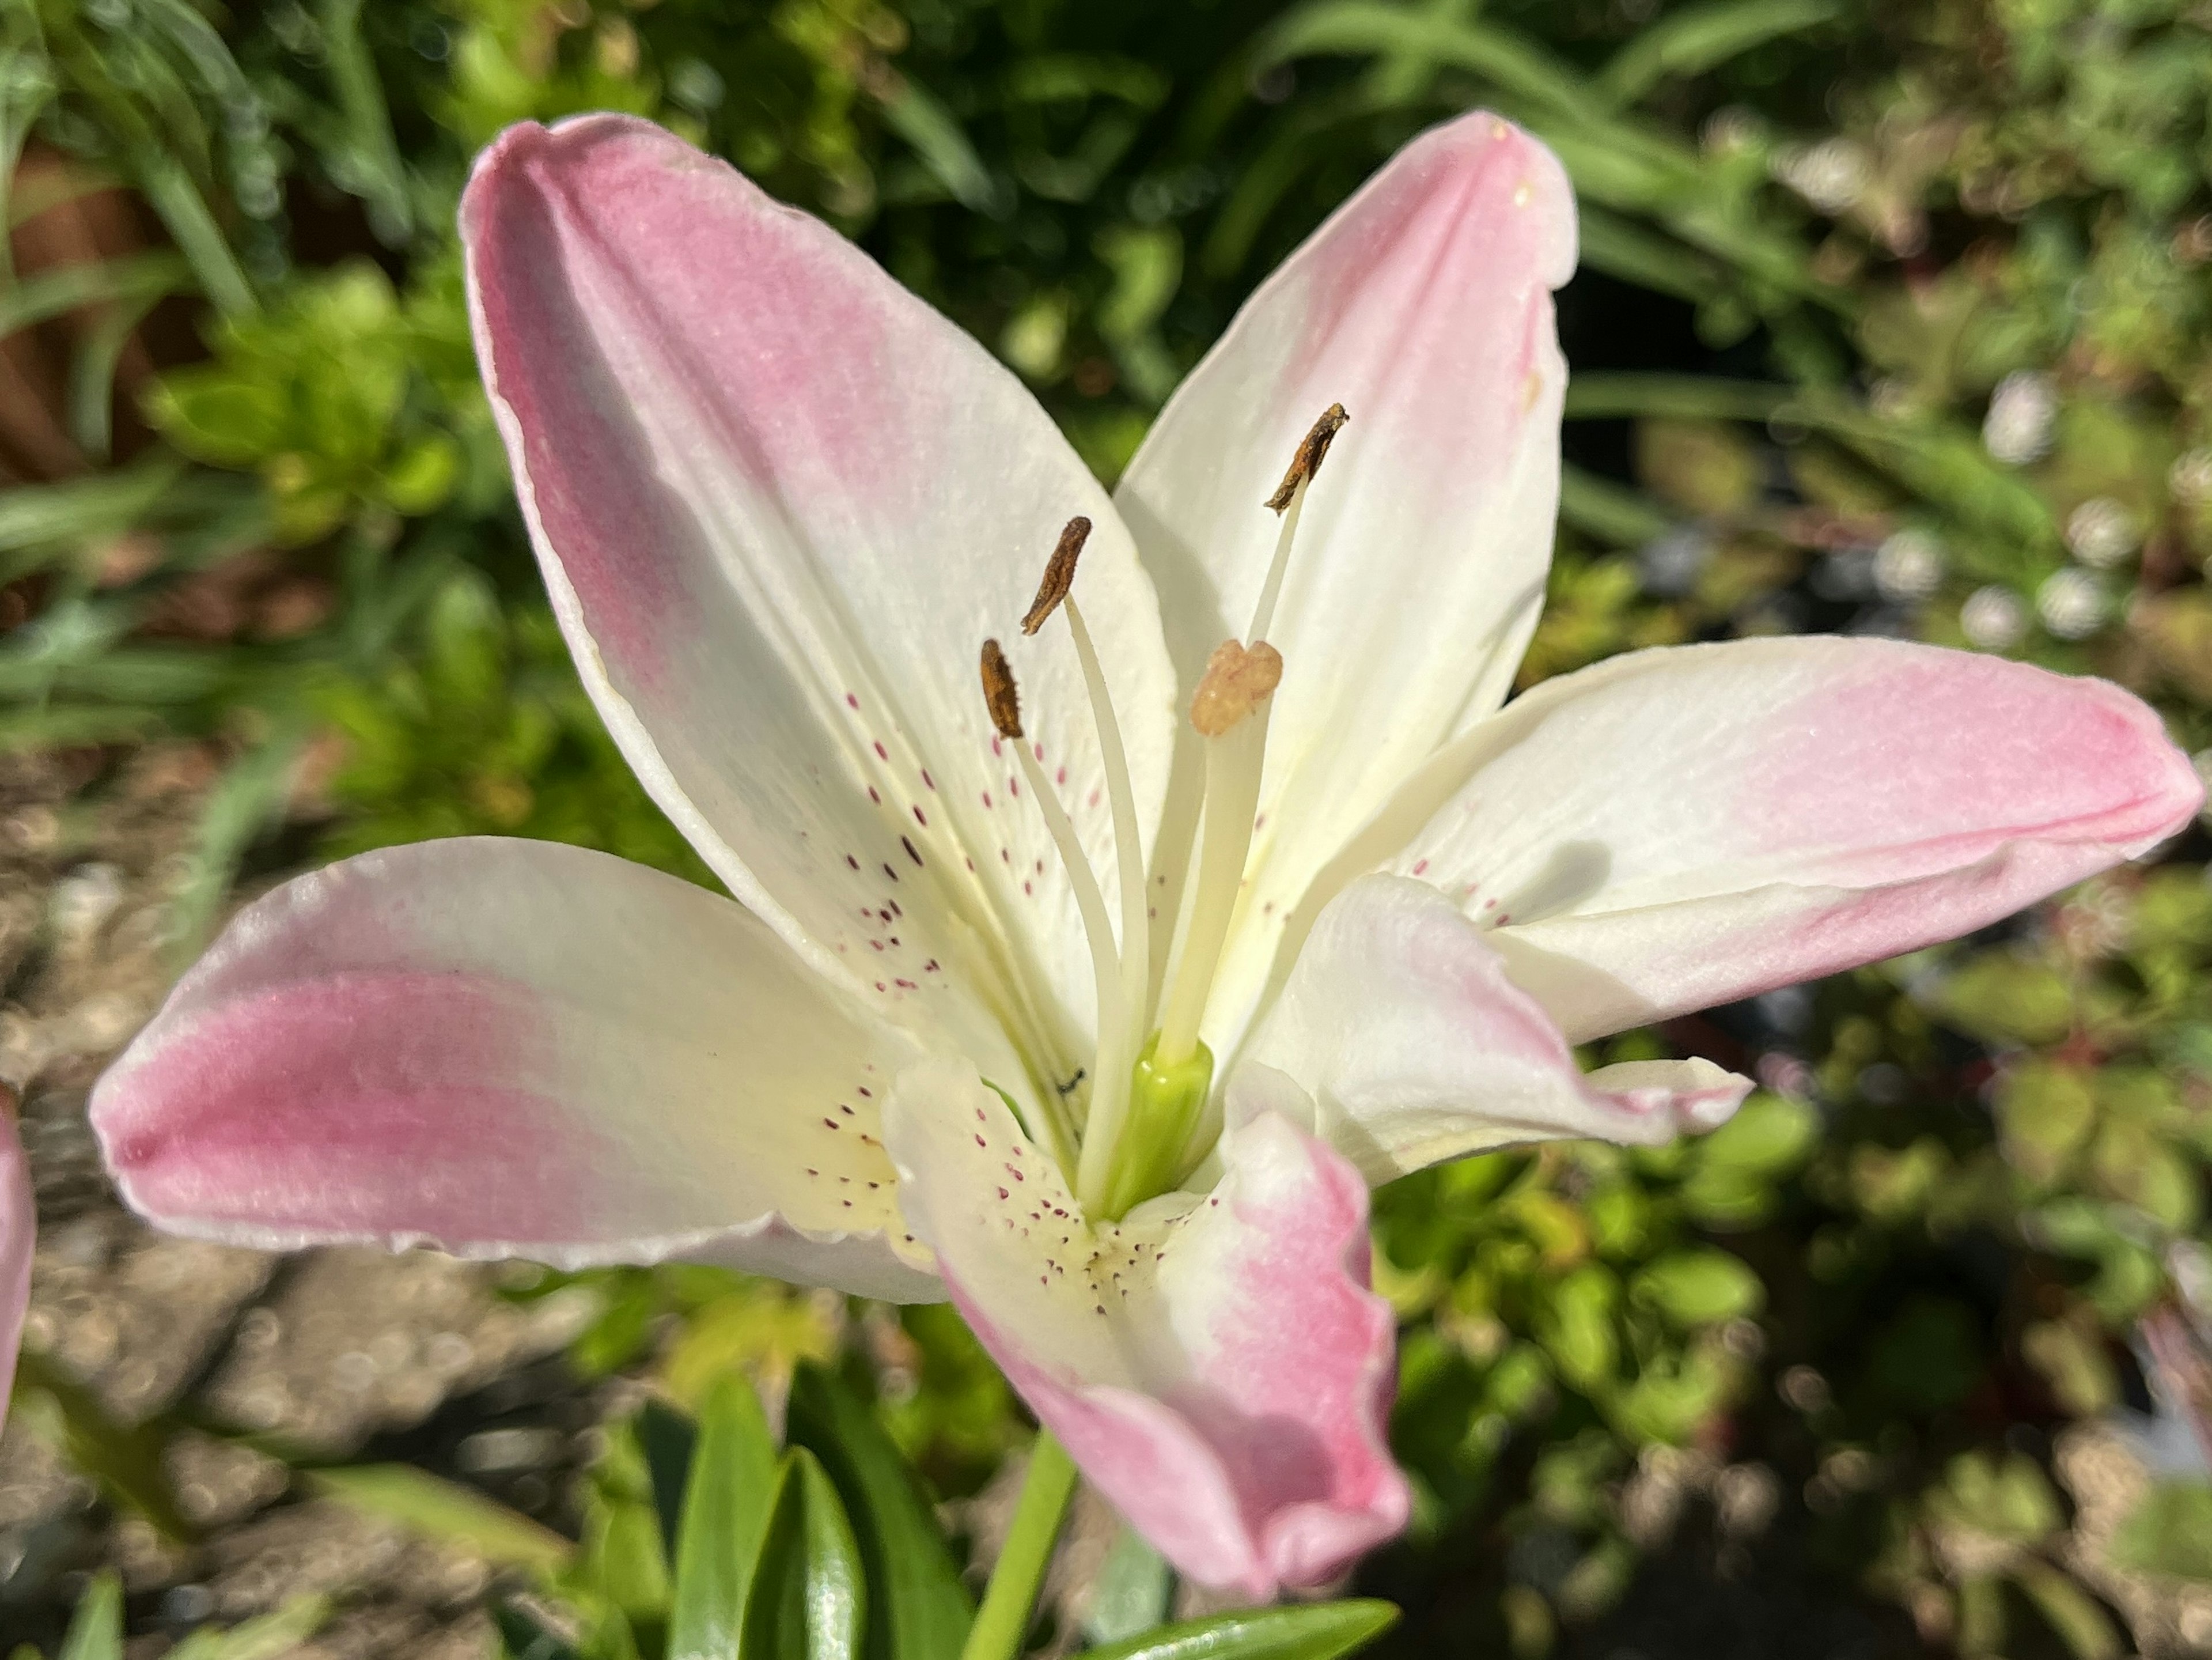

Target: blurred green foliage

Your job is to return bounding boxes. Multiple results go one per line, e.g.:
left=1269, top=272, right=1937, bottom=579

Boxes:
left=10, top=0, right=2212, bottom=1654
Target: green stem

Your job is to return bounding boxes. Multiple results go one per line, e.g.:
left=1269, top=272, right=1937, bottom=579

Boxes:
left=961, top=1431, right=1078, bottom=1660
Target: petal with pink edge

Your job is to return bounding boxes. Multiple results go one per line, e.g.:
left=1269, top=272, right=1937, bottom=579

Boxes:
left=92, top=838, right=942, bottom=1302
left=462, top=115, right=1176, bottom=1081
left=1230, top=876, right=1748, bottom=1185
left=1363, top=637, right=2202, bottom=1041
left=1113, top=111, right=1575, bottom=1047
left=0, top=1109, right=31, bottom=1425
left=883, top=1058, right=1407, bottom=1598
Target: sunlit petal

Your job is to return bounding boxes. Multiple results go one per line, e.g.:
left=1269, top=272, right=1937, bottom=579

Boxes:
left=1373, top=638, right=2202, bottom=1039
left=463, top=115, right=1175, bottom=1083
left=0, top=1110, right=29, bottom=1424
left=1231, top=876, right=1749, bottom=1183
left=1115, top=111, right=1575, bottom=1050
left=92, top=839, right=942, bottom=1302
left=884, top=1058, right=1407, bottom=1597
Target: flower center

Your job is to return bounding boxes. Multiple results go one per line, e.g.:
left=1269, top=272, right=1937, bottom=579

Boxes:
left=978, top=404, right=1346, bottom=1219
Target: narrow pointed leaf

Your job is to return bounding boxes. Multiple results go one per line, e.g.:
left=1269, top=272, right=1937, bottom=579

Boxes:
left=58, top=1572, right=124, bottom=1660
left=1081, top=1601, right=1400, bottom=1660
left=637, top=1397, right=700, bottom=1563
left=742, top=1449, right=868, bottom=1660
left=783, top=1363, right=973, bottom=1660
left=670, top=1376, right=783, bottom=1660
left=309, top=1465, right=572, bottom=1572
left=495, top=1606, right=583, bottom=1660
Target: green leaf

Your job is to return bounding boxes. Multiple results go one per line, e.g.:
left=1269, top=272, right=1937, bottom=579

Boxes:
left=877, top=80, right=1005, bottom=217
left=2110, top=1483, right=2212, bottom=1582
left=669, top=1376, right=783, bottom=1660
left=59, top=1572, right=124, bottom=1660
left=1630, top=1248, right=1764, bottom=1328
left=495, top=1605, right=584, bottom=1660
left=1535, top=1264, right=1619, bottom=1389
left=1082, top=1600, right=1400, bottom=1660
left=1593, top=0, right=1842, bottom=108
left=166, top=1597, right=331, bottom=1660
left=310, top=1465, right=573, bottom=1572
left=743, top=1449, right=868, bottom=1660
left=784, top=1363, right=974, bottom=1660
left=636, top=1397, right=700, bottom=1564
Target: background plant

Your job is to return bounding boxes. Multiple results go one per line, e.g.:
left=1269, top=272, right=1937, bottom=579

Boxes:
left=6, top=0, right=2212, bottom=1655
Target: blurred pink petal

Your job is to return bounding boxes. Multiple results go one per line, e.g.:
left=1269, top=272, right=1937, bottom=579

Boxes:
left=0, top=1108, right=29, bottom=1425
left=92, top=838, right=939, bottom=1301
left=1116, top=111, right=1575, bottom=1048
left=1232, top=875, right=1751, bottom=1183
left=884, top=1059, right=1406, bottom=1598
left=462, top=115, right=1175, bottom=1067
left=1366, top=637, right=2202, bottom=1041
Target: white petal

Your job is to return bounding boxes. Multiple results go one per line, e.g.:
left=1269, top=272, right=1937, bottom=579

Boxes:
left=1113, top=112, right=1575, bottom=1050
left=883, top=1059, right=1406, bottom=1597
left=1231, top=875, right=1748, bottom=1183
left=463, top=116, right=1176, bottom=1083
left=92, top=839, right=942, bottom=1302
left=1368, top=637, right=2203, bottom=1039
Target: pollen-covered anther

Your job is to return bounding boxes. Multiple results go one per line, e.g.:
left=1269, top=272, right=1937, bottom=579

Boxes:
left=1021, top=516, right=1090, bottom=635
left=979, top=638, right=1022, bottom=739
left=1264, top=402, right=1349, bottom=512
left=1190, top=639, right=1284, bottom=737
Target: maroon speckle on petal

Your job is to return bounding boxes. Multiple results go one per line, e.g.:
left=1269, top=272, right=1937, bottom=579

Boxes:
left=868, top=785, right=881, bottom=804
left=902, top=835, right=923, bottom=866
left=882, top=863, right=899, bottom=882
left=873, top=740, right=889, bottom=760
left=913, top=806, right=928, bottom=826
left=845, top=855, right=860, bottom=871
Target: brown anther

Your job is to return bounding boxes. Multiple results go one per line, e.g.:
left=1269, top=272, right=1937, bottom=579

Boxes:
left=1265, top=403, right=1349, bottom=512
left=1189, top=639, right=1285, bottom=736
left=979, top=639, right=1023, bottom=739
left=1021, top=516, right=1090, bottom=636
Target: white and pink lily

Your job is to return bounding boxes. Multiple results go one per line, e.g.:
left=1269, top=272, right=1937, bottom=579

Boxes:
left=0, top=1107, right=29, bottom=1424
left=89, top=112, right=2197, bottom=1596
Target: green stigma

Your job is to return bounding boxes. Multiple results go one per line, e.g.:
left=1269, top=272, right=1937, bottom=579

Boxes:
left=1095, top=1034, right=1215, bottom=1221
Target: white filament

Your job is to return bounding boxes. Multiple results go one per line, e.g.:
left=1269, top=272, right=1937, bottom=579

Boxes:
left=1063, top=596, right=1152, bottom=1032
left=1012, top=740, right=1131, bottom=1175
left=1245, top=475, right=1308, bottom=645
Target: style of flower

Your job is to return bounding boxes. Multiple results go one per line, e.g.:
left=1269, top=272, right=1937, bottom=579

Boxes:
left=89, top=111, right=2198, bottom=1597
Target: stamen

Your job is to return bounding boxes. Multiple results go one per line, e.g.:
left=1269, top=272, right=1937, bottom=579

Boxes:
left=1249, top=404, right=1347, bottom=644
left=979, top=638, right=1024, bottom=739
left=1264, top=402, right=1349, bottom=513
left=1188, top=639, right=1283, bottom=738
left=1021, top=516, right=1088, bottom=636
left=1021, top=519, right=1151, bottom=1036
left=980, top=638, right=1133, bottom=1183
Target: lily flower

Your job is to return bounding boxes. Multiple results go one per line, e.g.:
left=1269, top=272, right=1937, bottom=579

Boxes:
left=90, top=112, right=2197, bottom=1598
left=0, top=1106, right=28, bottom=1423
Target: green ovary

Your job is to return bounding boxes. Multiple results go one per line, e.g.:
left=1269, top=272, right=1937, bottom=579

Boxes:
left=1096, top=1034, right=1215, bottom=1221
